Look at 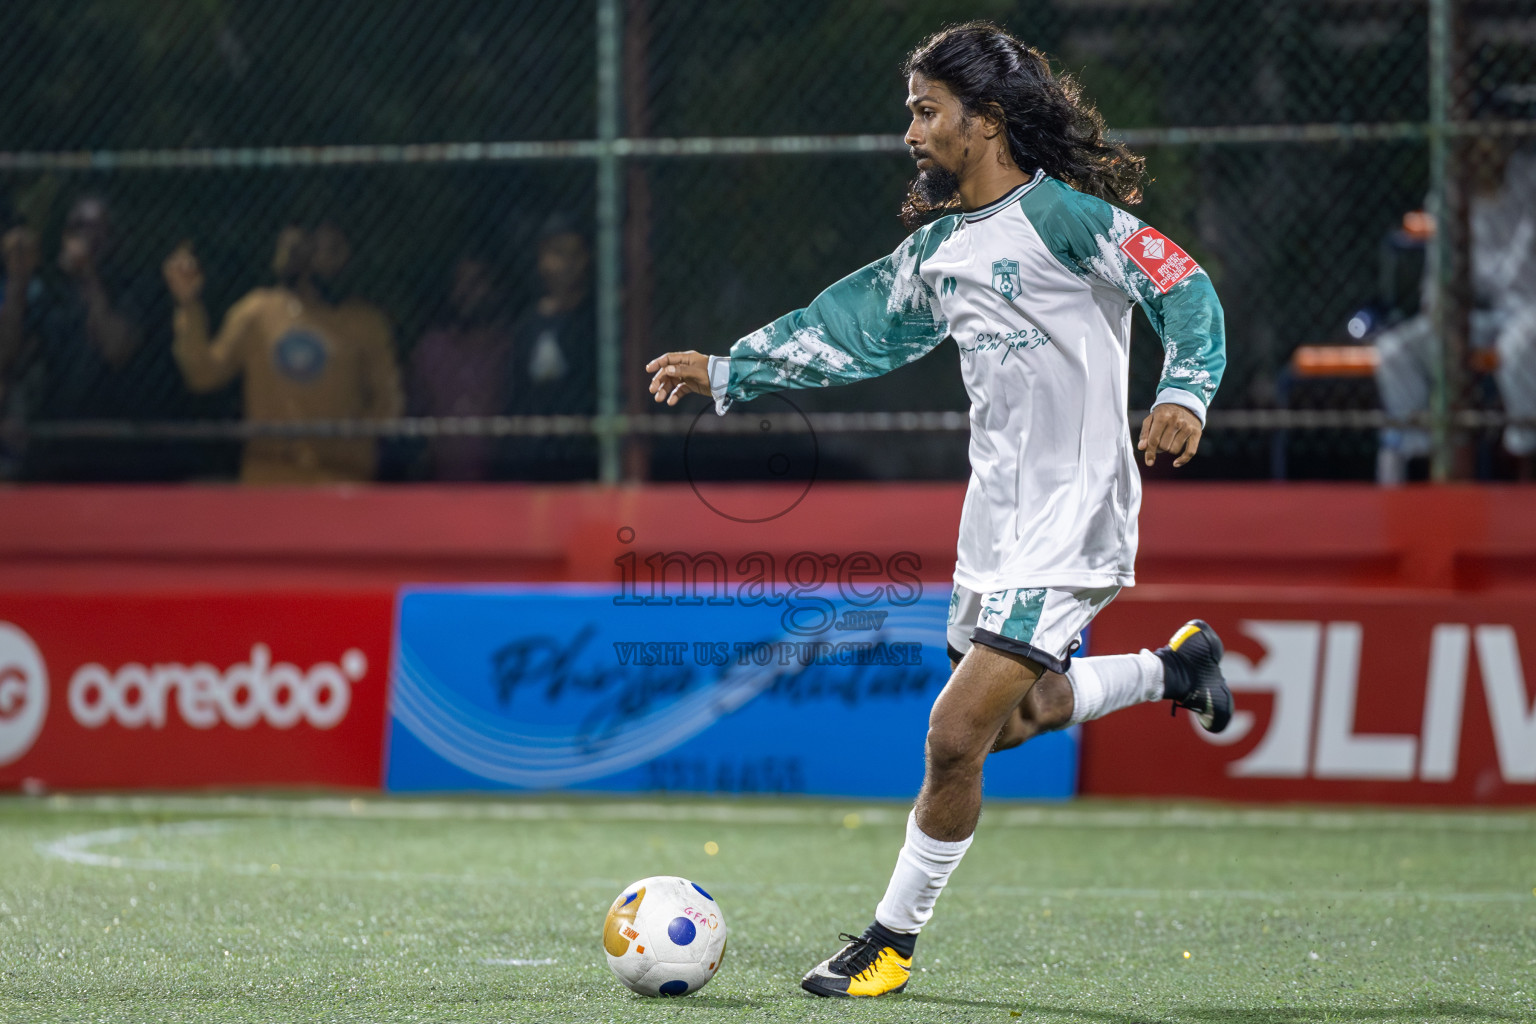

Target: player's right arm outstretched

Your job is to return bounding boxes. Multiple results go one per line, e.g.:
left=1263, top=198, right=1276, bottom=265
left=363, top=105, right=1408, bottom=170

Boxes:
left=647, top=221, right=953, bottom=411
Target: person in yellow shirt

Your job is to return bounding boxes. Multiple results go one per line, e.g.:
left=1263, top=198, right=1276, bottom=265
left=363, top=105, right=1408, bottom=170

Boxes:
left=163, top=222, right=402, bottom=483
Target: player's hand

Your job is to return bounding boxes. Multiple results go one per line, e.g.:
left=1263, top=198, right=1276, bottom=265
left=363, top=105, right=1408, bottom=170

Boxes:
left=1138, top=403, right=1203, bottom=468
left=162, top=242, right=204, bottom=305
left=646, top=350, right=711, bottom=406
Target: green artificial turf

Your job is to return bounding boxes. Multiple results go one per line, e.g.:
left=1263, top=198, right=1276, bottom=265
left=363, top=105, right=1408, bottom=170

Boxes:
left=1, top=795, right=1533, bottom=1023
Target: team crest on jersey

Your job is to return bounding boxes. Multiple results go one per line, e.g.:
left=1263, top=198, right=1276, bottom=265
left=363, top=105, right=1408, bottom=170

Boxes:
left=1119, top=226, right=1199, bottom=294
left=990, top=259, right=1021, bottom=300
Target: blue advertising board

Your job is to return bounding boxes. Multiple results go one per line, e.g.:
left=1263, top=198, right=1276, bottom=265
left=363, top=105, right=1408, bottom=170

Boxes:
left=385, top=584, right=1077, bottom=798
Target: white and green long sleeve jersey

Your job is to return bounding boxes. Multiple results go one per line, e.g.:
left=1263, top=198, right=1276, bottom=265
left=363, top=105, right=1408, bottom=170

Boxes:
left=707, top=169, right=1226, bottom=591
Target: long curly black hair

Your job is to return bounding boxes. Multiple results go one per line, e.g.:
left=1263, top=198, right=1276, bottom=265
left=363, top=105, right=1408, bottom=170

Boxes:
left=900, top=21, right=1146, bottom=228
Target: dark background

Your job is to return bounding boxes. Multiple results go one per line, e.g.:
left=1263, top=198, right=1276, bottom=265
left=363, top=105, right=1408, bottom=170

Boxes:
left=1, top=0, right=1532, bottom=481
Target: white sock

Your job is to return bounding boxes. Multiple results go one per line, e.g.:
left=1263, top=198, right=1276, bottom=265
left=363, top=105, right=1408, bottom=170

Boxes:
left=1066, top=650, right=1164, bottom=725
left=873, top=809, right=974, bottom=935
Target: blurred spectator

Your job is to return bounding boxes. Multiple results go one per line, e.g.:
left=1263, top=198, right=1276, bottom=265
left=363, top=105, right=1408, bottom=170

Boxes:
left=406, top=254, right=516, bottom=480
left=1496, top=152, right=1536, bottom=471
left=505, top=214, right=597, bottom=479
left=164, top=221, right=403, bottom=484
left=1, top=196, right=187, bottom=481
left=1376, top=143, right=1536, bottom=481
left=0, top=218, right=44, bottom=479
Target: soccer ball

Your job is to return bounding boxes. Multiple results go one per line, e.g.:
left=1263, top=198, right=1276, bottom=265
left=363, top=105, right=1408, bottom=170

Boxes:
left=602, top=875, right=727, bottom=996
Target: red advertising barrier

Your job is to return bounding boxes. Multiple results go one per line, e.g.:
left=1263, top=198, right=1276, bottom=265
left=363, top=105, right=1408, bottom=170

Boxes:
left=1084, top=589, right=1536, bottom=805
left=1, top=483, right=1533, bottom=801
left=0, top=593, right=394, bottom=789
left=0, top=483, right=1532, bottom=591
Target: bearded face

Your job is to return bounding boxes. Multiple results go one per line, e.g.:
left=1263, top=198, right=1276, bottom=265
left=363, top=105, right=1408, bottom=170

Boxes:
left=911, top=163, right=962, bottom=207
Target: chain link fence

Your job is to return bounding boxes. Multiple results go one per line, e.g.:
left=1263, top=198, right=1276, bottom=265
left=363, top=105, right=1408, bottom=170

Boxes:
left=0, top=0, right=1533, bottom=484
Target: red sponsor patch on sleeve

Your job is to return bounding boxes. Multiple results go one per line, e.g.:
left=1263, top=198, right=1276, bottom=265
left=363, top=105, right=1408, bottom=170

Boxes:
left=1119, top=226, right=1200, bottom=294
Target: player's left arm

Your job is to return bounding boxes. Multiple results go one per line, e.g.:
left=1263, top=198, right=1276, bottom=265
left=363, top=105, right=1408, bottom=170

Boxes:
left=1135, top=271, right=1225, bottom=467
left=1029, top=189, right=1226, bottom=467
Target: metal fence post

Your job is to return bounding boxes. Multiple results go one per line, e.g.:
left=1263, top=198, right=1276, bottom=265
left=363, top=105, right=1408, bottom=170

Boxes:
left=1427, top=0, right=1454, bottom=481
left=596, top=0, right=624, bottom=483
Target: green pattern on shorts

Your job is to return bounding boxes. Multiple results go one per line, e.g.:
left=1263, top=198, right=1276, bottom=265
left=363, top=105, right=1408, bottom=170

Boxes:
left=980, top=588, right=1047, bottom=643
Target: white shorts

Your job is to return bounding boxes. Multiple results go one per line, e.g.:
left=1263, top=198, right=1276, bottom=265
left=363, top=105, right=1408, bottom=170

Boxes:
left=946, top=584, right=1121, bottom=674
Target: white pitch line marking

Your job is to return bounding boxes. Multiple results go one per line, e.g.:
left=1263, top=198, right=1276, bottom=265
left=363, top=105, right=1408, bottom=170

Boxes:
left=11, top=793, right=1535, bottom=834
left=36, top=819, right=229, bottom=871
left=34, top=820, right=620, bottom=889
left=481, top=957, right=559, bottom=966
left=34, top=819, right=1536, bottom=906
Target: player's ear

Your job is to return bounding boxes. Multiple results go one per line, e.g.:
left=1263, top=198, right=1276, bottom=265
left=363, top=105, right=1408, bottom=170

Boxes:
left=978, top=102, right=1006, bottom=141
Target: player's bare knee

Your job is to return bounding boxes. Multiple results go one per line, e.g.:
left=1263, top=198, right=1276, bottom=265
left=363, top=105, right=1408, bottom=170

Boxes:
left=924, top=722, right=988, bottom=779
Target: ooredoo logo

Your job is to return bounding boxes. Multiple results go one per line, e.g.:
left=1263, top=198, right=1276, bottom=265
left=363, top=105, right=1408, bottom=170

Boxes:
left=0, top=622, right=49, bottom=765
left=68, top=644, right=365, bottom=731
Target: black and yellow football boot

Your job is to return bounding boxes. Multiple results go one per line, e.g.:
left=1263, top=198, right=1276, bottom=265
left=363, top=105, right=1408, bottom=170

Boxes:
left=1156, top=619, right=1233, bottom=733
left=800, top=929, right=913, bottom=997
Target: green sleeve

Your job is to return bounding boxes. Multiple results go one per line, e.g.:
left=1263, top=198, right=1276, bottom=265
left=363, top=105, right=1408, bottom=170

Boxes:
left=722, top=218, right=957, bottom=407
left=1021, top=181, right=1225, bottom=410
